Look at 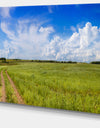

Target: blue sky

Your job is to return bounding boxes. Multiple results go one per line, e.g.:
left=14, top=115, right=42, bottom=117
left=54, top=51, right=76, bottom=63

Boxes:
left=0, top=4, right=100, bottom=62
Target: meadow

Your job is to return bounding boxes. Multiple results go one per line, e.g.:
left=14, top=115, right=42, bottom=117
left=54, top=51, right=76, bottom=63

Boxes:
left=0, top=62, right=100, bottom=113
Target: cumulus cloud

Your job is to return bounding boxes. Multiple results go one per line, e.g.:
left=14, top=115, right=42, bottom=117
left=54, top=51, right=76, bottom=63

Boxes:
left=43, top=22, right=100, bottom=62
left=0, top=20, right=100, bottom=62
left=0, top=7, right=11, bottom=18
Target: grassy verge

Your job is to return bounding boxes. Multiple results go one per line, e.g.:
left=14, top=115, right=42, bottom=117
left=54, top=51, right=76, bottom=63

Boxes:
left=0, top=74, right=2, bottom=102
left=0, top=67, right=4, bottom=101
left=6, top=62, right=100, bottom=113
left=3, top=71, right=18, bottom=104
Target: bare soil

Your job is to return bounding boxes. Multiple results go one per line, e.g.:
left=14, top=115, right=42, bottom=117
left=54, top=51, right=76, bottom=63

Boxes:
left=1, top=71, right=6, bottom=102
left=6, top=71, right=24, bottom=104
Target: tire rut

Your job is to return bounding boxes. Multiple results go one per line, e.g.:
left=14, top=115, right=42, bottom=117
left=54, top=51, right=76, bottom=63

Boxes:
left=6, top=71, right=24, bottom=105
left=1, top=71, right=6, bottom=102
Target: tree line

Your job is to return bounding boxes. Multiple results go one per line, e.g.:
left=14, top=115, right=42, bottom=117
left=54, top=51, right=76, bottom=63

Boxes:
left=0, top=58, right=100, bottom=64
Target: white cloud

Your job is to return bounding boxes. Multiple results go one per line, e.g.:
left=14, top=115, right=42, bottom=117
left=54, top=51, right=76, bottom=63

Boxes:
left=1, top=22, right=15, bottom=40
left=70, top=26, right=76, bottom=32
left=39, top=26, right=54, bottom=33
left=0, top=19, right=54, bottom=59
left=0, top=7, right=11, bottom=18
left=48, top=6, right=53, bottom=13
left=0, top=20, right=100, bottom=62
left=43, top=22, right=100, bottom=62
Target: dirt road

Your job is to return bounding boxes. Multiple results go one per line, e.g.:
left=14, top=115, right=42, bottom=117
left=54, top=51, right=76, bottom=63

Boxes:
left=1, top=71, right=6, bottom=102
left=6, top=71, right=24, bottom=104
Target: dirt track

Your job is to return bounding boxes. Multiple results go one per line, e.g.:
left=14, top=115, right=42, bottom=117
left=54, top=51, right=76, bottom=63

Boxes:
left=1, top=71, right=6, bottom=102
left=5, top=71, right=24, bottom=104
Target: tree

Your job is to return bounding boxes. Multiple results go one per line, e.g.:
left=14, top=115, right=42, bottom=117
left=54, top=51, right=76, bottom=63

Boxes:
left=0, top=58, right=6, bottom=63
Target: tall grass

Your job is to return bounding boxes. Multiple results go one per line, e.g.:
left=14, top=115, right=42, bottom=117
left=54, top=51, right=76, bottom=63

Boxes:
left=6, top=62, right=100, bottom=113
left=3, top=71, right=18, bottom=104
left=0, top=68, right=2, bottom=101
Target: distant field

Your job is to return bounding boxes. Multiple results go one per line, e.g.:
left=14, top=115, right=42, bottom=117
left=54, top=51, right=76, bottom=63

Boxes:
left=0, top=62, right=100, bottom=113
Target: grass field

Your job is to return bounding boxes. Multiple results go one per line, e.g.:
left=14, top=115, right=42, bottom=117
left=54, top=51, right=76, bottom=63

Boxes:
left=0, top=62, right=100, bottom=113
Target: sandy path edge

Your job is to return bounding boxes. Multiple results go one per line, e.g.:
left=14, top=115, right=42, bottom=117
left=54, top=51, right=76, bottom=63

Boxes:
left=6, top=71, right=24, bottom=105
left=1, top=71, right=6, bottom=102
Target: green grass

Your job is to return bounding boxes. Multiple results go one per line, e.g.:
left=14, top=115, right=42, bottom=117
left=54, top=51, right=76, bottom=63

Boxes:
left=3, top=71, right=18, bottom=104
left=0, top=67, right=4, bottom=101
left=0, top=73, right=2, bottom=101
left=4, top=62, right=100, bottom=113
left=0, top=63, right=100, bottom=113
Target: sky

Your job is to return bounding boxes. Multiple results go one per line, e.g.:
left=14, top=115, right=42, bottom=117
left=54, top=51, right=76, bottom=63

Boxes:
left=0, top=4, right=100, bottom=62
